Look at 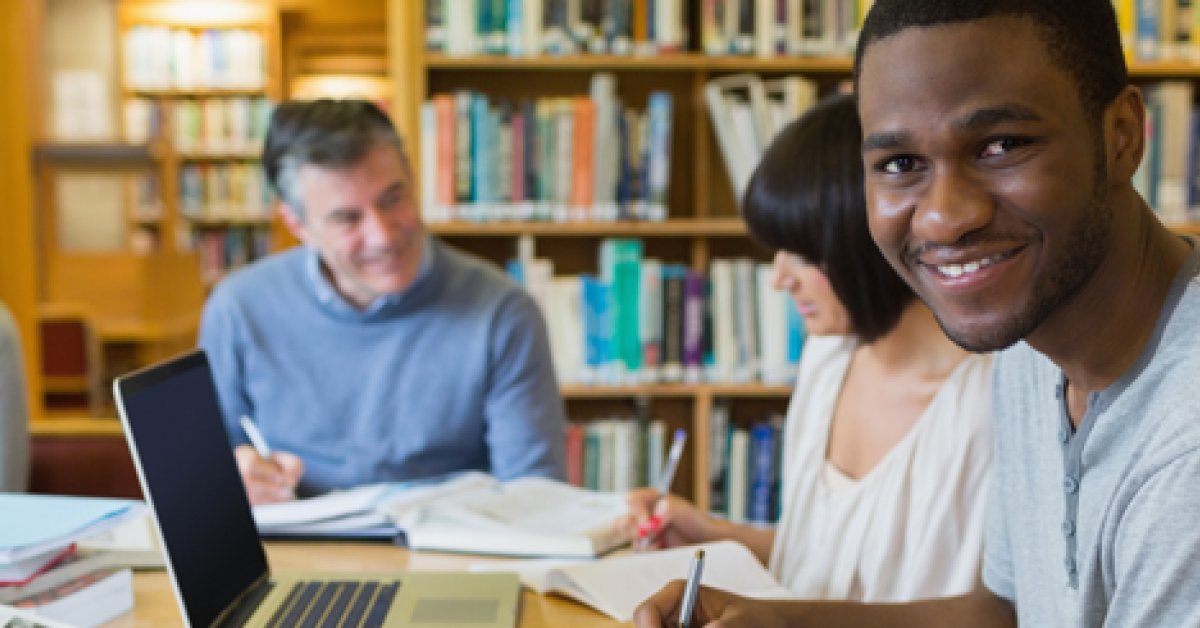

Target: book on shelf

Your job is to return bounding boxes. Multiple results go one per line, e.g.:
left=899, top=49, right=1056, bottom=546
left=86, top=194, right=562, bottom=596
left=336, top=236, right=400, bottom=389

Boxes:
left=509, top=238, right=806, bottom=386
left=123, top=25, right=266, bottom=91
left=422, top=73, right=673, bottom=223
left=430, top=0, right=689, bottom=56
left=707, top=409, right=786, bottom=525
left=706, top=72, right=816, bottom=202
left=565, top=418, right=669, bottom=495
left=467, top=540, right=793, bottom=622
left=162, top=96, right=273, bottom=156
left=1135, top=79, right=1200, bottom=222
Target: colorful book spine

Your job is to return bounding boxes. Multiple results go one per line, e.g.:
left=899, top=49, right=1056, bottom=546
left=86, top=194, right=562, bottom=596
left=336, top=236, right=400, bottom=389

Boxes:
left=748, top=422, right=779, bottom=525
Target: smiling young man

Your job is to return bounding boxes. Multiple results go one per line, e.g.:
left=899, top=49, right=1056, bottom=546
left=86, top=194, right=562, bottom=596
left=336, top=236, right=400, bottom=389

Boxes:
left=633, top=1, right=1200, bottom=626
left=199, top=100, right=566, bottom=504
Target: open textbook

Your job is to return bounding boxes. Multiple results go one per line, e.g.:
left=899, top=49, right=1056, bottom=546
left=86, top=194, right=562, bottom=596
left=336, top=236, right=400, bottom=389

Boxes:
left=252, top=473, right=630, bottom=558
left=469, top=540, right=794, bottom=622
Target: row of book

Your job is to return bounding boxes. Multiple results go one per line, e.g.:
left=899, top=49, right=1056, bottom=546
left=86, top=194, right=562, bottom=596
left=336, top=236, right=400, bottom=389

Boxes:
left=707, top=404, right=785, bottom=525
left=189, top=226, right=274, bottom=285
left=123, top=26, right=267, bottom=91
left=1121, top=0, right=1200, bottom=62
left=563, top=411, right=786, bottom=526
left=707, top=73, right=821, bottom=199
left=565, top=419, right=671, bottom=493
left=425, top=0, right=875, bottom=58
left=126, top=96, right=275, bottom=155
left=179, top=162, right=273, bottom=221
left=419, top=75, right=673, bottom=224
left=427, top=0, right=690, bottom=56
left=1139, top=80, right=1200, bottom=221
left=512, top=239, right=805, bottom=386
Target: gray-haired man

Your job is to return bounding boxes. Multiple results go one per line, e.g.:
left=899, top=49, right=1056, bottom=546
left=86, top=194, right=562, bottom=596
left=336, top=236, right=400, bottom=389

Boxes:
left=199, top=99, right=566, bottom=504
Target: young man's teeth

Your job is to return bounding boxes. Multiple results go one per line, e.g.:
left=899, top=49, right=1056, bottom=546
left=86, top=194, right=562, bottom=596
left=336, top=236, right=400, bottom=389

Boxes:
left=938, top=252, right=1006, bottom=278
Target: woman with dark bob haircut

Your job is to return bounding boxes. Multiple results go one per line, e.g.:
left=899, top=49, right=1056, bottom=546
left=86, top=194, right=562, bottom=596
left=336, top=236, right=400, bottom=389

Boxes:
left=618, top=93, right=995, bottom=602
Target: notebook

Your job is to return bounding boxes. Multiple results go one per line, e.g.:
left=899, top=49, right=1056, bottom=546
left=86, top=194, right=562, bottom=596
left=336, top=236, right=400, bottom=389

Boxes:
left=469, top=541, right=794, bottom=622
left=114, top=350, right=519, bottom=628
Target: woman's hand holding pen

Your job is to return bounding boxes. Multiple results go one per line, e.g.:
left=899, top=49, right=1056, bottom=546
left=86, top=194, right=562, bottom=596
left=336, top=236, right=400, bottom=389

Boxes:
left=234, top=445, right=305, bottom=505
left=615, top=488, right=719, bottom=550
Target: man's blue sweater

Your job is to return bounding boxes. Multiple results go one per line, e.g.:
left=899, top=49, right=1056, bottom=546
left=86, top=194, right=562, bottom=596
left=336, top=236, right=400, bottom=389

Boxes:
left=199, top=237, right=566, bottom=494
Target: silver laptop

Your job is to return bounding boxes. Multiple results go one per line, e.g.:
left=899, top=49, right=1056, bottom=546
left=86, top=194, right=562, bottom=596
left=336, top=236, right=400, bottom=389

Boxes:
left=114, top=350, right=519, bottom=628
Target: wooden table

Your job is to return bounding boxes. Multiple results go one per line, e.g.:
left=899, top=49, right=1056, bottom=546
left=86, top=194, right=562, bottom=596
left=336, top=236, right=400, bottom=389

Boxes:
left=102, top=541, right=631, bottom=627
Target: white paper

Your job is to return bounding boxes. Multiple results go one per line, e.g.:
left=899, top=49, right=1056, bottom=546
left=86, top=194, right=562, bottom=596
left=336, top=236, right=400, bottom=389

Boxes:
left=253, top=484, right=388, bottom=529
left=0, top=604, right=77, bottom=628
left=471, top=541, right=792, bottom=622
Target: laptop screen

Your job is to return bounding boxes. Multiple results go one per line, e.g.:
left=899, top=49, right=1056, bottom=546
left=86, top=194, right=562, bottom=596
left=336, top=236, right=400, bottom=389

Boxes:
left=116, top=351, right=269, bottom=627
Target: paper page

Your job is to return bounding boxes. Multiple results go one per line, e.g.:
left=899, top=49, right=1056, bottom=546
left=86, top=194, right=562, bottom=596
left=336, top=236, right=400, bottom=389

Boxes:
left=551, top=541, right=792, bottom=622
left=377, top=472, right=496, bottom=523
left=0, top=604, right=76, bottom=628
left=466, top=557, right=593, bottom=593
left=259, top=510, right=392, bottom=535
left=253, top=484, right=388, bottom=529
left=417, top=478, right=628, bottom=535
left=0, top=496, right=143, bottom=563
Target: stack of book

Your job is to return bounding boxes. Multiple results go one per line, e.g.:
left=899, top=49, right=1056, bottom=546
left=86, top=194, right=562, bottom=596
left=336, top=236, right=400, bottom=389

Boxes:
left=0, top=495, right=144, bottom=626
left=420, top=73, right=673, bottom=223
left=511, top=238, right=806, bottom=387
left=427, top=0, right=691, bottom=57
left=166, top=97, right=275, bottom=157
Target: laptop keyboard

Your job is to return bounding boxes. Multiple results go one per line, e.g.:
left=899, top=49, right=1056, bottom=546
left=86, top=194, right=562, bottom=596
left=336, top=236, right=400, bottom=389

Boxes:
left=265, top=580, right=400, bottom=628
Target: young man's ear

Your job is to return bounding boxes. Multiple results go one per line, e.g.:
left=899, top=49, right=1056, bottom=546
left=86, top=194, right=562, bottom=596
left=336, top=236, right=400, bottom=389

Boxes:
left=1106, top=85, right=1146, bottom=187
left=278, top=203, right=309, bottom=244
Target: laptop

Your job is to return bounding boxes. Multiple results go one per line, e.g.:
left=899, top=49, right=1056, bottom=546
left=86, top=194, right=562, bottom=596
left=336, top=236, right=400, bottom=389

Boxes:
left=113, top=350, right=520, bottom=628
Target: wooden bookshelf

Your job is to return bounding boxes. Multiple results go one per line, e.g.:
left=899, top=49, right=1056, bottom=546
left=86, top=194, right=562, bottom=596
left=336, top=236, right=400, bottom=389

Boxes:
left=428, top=218, right=750, bottom=237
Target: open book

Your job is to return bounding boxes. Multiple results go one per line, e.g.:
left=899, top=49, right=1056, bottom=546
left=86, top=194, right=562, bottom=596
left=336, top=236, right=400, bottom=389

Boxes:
left=469, top=540, right=793, bottom=622
left=252, top=473, right=630, bottom=558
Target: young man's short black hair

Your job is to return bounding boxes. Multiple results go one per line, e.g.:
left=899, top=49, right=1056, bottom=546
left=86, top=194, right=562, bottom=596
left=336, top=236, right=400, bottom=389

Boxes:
left=854, top=0, right=1127, bottom=121
left=262, top=99, right=406, bottom=217
left=743, top=93, right=915, bottom=344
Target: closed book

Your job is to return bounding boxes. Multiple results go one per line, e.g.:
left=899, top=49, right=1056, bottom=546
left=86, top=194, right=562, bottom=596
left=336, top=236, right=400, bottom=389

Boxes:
left=726, top=427, right=750, bottom=524
left=566, top=423, right=586, bottom=487
left=572, top=97, right=596, bottom=215
left=709, top=259, right=738, bottom=382
left=426, top=0, right=446, bottom=51
left=646, top=91, right=673, bottom=221
left=708, top=402, right=730, bottom=518
left=638, top=259, right=664, bottom=382
left=0, top=546, right=75, bottom=587
left=581, top=273, right=613, bottom=383
left=1137, top=0, right=1159, bottom=60
left=10, top=567, right=134, bottom=628
left=645, top=419, right=667, bottom=488
left=732, top=258, right=760, bottom=382
left=600, top=238, right=644, bottom=377
left=748, top=422, right=779, bottom=525
left=584, top=423, right=602, bottom=490
left=420, top=101, right=439, bottom=223
left=660, top=264, right=686, bottom=382
left=434, top=95, right=457, bottom=215
left=612, top=421, right=640, bottom=493
left=547, top=276, right=585, bottom=383
left=554, top=99, right=575, bottom=220
left=683, top=269, right=708, bottom=378
left=454, top=91, right=474, bottom=207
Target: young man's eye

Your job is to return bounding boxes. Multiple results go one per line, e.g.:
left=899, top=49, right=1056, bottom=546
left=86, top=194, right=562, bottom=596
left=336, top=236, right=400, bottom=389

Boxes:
left=879, top=156, right=918, bottom=175
left=981, top=137, right=1030, bottom=158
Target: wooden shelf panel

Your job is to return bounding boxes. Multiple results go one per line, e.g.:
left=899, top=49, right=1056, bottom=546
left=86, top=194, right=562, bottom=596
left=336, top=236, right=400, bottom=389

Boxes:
left=562, top=383, right=793, bottom=399
left=35, top=143, right=155, bottom=163
left=427, top=54, right=1200, bottom=77
left=426, top=52, right=709, bottom=70
left=428, top=219, right=747, bottom=237
left=31, top=418, right=124, bottom=437
left=126, top=88, right=268, bottom=97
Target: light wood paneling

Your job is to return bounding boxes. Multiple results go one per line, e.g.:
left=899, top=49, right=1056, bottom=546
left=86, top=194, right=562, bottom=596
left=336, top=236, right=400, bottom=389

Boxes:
left=0, top=0, right=44, bottom=419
